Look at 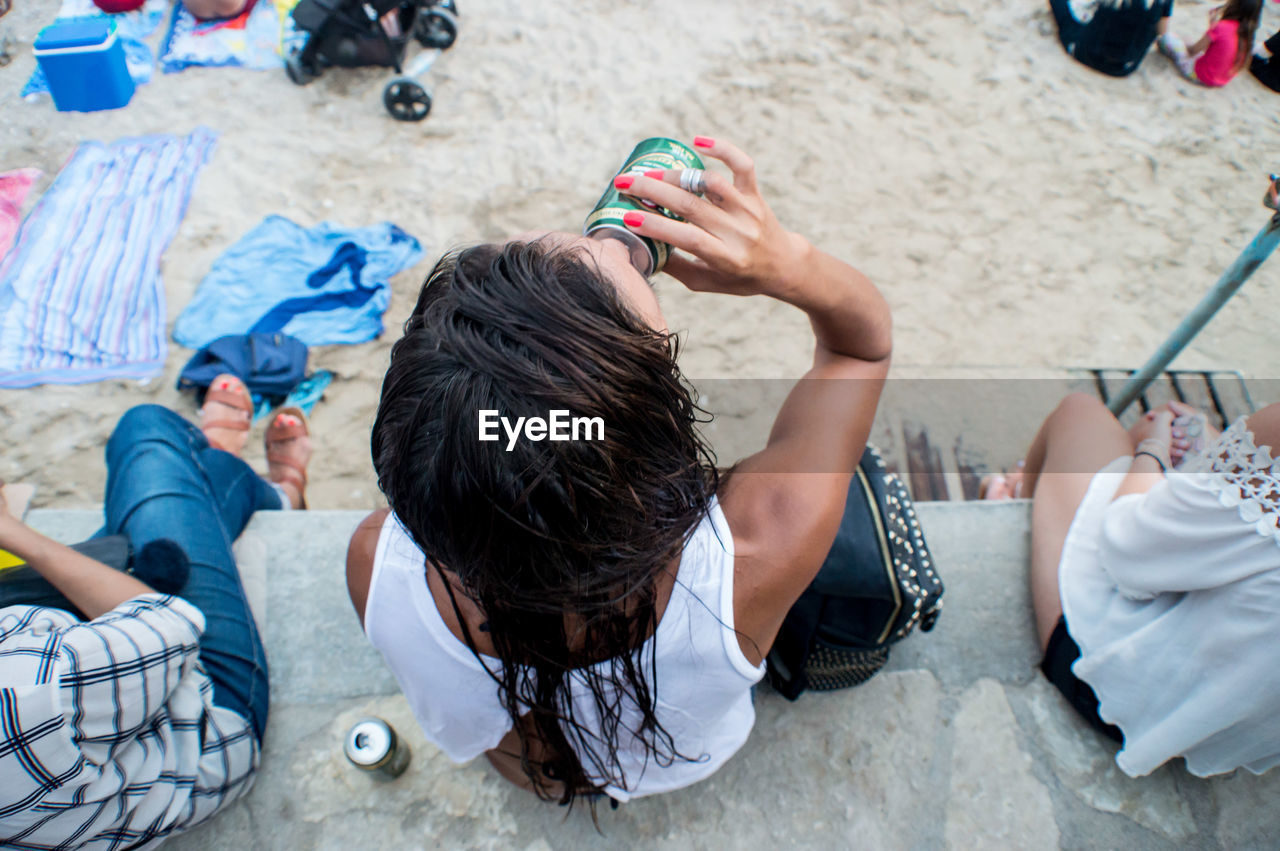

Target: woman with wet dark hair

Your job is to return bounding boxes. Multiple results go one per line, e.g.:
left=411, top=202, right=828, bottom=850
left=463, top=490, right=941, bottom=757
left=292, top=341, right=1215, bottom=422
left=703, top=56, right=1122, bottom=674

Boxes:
left=345, top=137, right=892, bottom=806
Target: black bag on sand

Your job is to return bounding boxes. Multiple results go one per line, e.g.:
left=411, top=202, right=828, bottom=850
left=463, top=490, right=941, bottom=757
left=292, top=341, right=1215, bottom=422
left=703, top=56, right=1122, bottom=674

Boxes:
left=766, top=446, right=944, bottom=700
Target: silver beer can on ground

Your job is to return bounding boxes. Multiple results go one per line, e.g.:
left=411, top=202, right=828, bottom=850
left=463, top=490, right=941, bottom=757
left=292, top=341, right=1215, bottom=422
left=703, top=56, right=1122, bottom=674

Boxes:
left=344, top=717, right=411, bottom=779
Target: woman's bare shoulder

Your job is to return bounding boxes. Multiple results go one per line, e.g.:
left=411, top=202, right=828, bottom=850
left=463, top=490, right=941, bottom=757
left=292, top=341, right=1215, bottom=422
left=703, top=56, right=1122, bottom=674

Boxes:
left=346, top=507, right=391, bottom=627
left=717, top=469, right=848, bottom=664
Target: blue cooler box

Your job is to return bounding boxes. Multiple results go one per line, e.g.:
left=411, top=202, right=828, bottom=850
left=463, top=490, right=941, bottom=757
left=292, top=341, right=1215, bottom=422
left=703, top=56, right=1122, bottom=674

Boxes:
left=33, top=19, right=135, bottom=112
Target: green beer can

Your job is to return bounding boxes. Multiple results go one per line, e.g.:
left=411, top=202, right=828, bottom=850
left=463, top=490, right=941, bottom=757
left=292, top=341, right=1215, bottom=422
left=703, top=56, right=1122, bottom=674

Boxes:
left=584, top=137, right=705, bottom=277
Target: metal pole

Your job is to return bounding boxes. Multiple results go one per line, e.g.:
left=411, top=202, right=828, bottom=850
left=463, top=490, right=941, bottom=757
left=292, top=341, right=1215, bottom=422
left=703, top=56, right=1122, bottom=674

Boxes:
left=1108, top=179, right=1280, bottom=416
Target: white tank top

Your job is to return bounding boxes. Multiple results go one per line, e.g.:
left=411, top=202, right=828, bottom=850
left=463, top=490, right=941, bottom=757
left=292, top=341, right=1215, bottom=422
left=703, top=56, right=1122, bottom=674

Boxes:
left=364, top=498, right=765, bottom=801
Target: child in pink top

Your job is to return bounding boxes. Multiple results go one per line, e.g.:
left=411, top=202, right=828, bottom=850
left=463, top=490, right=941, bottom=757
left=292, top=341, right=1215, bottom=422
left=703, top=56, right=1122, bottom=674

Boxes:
left=1157, top=0, right=1262, bottom=86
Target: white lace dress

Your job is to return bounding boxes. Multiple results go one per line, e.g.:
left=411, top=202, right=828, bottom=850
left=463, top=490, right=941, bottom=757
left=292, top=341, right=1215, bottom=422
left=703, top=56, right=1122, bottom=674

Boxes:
left=1058, top=418, right=1280, bottom=777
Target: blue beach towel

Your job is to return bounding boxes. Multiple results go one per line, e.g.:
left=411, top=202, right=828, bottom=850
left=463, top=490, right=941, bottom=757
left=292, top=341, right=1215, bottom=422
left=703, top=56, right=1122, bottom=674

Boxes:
left=0, top=129, right=217, bottom=389
left=160, top=0, right=304, bottom=73
left=22, top=0, right=167, bottom=98
left=253, top=369, right=332, bottom=422
left=173, top=216, right=424, bottom=349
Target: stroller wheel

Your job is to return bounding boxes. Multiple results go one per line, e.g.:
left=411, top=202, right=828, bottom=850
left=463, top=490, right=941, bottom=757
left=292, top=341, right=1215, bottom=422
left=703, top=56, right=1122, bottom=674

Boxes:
left=415, top=7, right=458, bottom=49
left=285, top=49, right=318, bottom=85
left=383, top=78, right=432, bottom=121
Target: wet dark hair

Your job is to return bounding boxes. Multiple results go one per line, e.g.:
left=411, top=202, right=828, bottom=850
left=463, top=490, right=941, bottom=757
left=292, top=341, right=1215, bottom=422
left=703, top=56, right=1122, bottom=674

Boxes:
left=1221, top=0, right=1262, bottom=73
left=371, top=240, right=719, bottom=809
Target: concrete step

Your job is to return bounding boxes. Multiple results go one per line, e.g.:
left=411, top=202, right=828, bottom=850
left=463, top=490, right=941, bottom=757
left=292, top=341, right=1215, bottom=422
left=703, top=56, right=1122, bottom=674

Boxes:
left=21, top=506, right=1280, bottom=850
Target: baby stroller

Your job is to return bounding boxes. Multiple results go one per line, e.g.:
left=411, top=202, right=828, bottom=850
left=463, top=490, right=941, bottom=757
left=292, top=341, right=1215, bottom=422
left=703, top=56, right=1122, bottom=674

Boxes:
left=285, top=0, right=459, bottom=122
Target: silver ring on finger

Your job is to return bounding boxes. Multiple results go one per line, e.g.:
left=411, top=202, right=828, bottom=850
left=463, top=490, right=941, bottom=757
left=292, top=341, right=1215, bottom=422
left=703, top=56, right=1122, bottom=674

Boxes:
left=679, top=168, right=707, bottom=196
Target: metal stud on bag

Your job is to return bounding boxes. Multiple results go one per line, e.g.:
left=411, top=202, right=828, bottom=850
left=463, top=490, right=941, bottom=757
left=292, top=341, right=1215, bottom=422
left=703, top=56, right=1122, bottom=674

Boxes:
left=772, top=444, right=944, bottom=697
left=805, top=643, right=890, bottom=690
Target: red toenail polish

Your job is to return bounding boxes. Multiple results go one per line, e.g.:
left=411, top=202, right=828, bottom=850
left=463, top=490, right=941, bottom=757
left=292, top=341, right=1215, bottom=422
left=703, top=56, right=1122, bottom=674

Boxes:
left=613, top=175, right=634, bottom=190
left=220, top=380, right=230, bottom=389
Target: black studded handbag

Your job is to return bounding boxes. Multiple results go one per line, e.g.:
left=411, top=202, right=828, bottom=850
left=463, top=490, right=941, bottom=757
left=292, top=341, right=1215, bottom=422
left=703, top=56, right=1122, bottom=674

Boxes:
left=766, top=445, right=944, bottom=700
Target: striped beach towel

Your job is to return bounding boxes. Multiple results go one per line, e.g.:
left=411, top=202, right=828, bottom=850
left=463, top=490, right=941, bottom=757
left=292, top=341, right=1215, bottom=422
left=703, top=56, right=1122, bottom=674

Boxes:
left=0, top=129, right=217, bottom=388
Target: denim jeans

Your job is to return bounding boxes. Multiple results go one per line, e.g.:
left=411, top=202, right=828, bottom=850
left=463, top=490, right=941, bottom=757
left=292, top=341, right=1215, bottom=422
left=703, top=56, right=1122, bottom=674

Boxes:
left=107, top=404, right=280, bottom=741
left=6, top=405, right=280, bottom=741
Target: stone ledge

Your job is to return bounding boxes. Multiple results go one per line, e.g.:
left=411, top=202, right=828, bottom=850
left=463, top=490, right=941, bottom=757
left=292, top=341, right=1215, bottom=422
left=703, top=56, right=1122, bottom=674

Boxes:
left=23, top=504, right=1280, bottom=849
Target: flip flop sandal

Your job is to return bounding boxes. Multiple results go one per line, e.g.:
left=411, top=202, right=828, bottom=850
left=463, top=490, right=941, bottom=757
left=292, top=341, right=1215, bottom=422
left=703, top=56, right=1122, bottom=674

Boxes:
left=202, top=374, right=253, bottom=452
left=266, top=407, right=309, bottom=509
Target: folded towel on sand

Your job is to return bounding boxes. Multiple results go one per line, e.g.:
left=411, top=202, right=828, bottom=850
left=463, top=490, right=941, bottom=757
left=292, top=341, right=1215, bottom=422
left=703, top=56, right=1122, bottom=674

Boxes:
left=0, top=129, right=217, bottom=388
left=22, top=0, right=167, bottom=98
left=160, top=0, right=303, bottom=72
left=174, top=215, right=424, bottom=349
left=0, top=169, right=40, bottom=261
left=252, top=369, right=332, bottom=422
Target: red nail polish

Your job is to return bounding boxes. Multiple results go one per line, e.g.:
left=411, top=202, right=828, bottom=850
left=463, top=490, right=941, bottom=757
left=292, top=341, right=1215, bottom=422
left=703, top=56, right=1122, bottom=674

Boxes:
left=613, top=175, right=634, bottom=190
left=644, top=169, right=664, bottom=179
left=220, top=380, right=230, bottom=389
left=694, top=136, right=715, bottom=148
left=623, top=211, right=644, bottom=228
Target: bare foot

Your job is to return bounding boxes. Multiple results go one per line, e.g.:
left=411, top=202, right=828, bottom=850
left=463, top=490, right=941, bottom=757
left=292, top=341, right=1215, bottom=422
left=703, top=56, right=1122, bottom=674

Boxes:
left=265, top=408, right=312, bottom=509
left=200, top=374, right=252, bottom=456
left=980, top=461, right=1026, bottom=500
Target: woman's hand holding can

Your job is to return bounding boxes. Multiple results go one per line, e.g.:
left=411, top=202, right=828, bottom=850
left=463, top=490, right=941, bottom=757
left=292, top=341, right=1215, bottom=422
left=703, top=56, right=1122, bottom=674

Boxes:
left=620, top=137, right=810, bottom=300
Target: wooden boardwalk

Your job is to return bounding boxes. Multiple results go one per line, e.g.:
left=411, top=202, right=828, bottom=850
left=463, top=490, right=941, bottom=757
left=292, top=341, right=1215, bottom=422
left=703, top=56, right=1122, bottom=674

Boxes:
left=871, top=370, right=1259, bottom=502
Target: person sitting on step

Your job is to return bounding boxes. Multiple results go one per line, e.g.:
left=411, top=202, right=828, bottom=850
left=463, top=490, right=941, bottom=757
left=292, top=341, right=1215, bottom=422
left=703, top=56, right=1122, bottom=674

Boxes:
left=346, top=137, right=893, bottom=808
left=986, top=394, right=1280, bottom=777
left=0, top=381, right=311, bottom=848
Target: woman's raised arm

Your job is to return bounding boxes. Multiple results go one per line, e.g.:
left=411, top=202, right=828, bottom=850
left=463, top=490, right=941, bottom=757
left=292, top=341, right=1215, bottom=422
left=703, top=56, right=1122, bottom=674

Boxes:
left=620, top=138, right=891, bottom=663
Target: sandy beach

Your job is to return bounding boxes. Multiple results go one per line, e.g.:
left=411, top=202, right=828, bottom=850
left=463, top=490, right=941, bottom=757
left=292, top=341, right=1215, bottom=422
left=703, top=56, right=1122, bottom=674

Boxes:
left=0, top=0, right=1277, bottom=511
